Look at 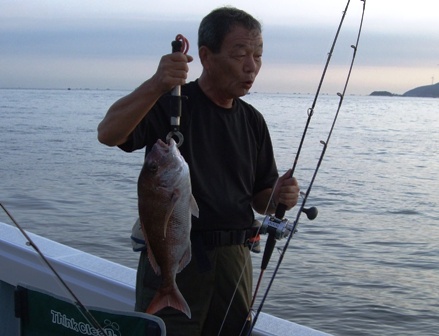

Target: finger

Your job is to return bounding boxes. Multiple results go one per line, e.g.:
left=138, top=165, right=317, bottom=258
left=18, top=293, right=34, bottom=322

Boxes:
left=279, top=169, right=292, bottom=181
left=170, top=52, right=193, bottom=64
left=291, top=177, right=299, bottom=187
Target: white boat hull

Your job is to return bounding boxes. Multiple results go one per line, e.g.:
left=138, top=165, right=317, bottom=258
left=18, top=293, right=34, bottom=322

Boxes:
left=0, top=221, right=331, bottom=336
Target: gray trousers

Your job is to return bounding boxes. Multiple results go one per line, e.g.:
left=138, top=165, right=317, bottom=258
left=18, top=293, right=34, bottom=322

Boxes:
left=135, top=244, right=253, bottom=336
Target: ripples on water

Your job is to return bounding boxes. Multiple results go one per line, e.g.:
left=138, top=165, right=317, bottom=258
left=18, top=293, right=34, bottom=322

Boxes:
left=1, top=89, right=438, bottom=335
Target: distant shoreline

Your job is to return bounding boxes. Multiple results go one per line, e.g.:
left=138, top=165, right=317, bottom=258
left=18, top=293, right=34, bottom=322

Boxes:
left=370, top=82, right=439, bottom=98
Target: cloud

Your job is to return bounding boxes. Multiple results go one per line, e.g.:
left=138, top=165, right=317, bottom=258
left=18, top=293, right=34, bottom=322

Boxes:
left=1, top=6, right=438, bottom=95
left=0, top=17, right=198, bottom=58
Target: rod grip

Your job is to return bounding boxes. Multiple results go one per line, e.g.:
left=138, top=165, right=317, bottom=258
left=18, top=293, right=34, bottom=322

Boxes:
left=274, top=202, right=287, bottom=220
left=261, top=233, right=276, bottom=270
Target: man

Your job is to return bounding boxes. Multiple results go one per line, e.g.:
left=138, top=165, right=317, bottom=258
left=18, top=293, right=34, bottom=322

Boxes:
left=98, top=7, right=299, bottom=336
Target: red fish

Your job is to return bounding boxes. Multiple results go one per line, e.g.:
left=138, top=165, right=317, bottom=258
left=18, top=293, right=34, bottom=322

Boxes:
left=138, top=139, right=199, bottom=318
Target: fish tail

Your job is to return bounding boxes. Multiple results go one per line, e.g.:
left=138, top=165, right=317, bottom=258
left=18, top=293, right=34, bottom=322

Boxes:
left=146, top=285, right=191, bottom=319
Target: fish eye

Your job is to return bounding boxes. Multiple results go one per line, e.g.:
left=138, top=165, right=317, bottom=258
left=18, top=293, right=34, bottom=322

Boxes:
left=148, top=162, right=158, bottom=173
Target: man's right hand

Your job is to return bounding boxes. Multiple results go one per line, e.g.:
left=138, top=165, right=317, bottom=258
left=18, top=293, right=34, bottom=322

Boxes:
left=151, top=52, right=194, bottom=95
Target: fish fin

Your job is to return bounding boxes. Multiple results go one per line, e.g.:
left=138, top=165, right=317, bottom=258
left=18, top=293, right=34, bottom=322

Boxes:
left=190, top=194, right=199, bottom=218
left=163, top=191, right=180, bottom=237
left=146, top=285, right=191, bottom=319
left=177, top=244, right=191, bottom=273
left=144, top=232, right=161, bottom=276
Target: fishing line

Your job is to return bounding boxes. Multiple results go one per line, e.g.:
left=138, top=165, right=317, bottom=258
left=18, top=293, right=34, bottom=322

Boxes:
left=245, top=0, right=366, bottom=334
left=217, top=181, right=279, bottom=336
left=0, top=203, right=107, bottom=336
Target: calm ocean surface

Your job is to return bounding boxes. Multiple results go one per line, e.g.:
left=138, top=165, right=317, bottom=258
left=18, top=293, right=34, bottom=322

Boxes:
left=1, top=88, right=438, bottom=335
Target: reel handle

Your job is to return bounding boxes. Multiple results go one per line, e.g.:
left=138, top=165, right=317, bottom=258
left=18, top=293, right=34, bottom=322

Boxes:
left=275, top=203, right=318, bottom=221
left=302, top=206, right=318, bottom=220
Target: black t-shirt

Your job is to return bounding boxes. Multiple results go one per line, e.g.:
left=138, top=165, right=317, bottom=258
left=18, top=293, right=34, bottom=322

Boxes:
left=120, top=80, right=278, bottom=231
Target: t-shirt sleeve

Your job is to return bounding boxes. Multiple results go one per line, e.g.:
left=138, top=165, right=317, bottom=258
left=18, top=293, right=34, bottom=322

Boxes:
left=117, top=127, right=146, bottom=153
left=117, top=97, right=171, bottom=153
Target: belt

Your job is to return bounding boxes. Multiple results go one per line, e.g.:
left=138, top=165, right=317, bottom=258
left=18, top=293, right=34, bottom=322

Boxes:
left=191, top=228, right=257, bottom=247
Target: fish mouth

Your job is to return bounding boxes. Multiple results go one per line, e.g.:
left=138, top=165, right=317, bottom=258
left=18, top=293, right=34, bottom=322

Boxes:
left=152, top=139, right=181, bottom=163
left=154, top=138, right=177, bottom=152
left=156, top=139, right=169, bottom=148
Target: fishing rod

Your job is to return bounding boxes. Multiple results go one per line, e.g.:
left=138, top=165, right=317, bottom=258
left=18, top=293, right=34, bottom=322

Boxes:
left=0, top=203, right=107, bottom=336
left=246, top=0, right=366, bottom=334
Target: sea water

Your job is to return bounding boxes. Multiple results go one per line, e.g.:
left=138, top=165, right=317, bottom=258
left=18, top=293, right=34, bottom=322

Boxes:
left=1, top=89, right=438, bottom=335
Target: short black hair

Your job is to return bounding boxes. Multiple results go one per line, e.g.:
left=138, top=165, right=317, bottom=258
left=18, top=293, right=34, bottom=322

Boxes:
left=198, top=7, right=262, bottom=53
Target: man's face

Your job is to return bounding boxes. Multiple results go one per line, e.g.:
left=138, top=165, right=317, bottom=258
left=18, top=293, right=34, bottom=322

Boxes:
left=206, top=26, right=263, bottom=99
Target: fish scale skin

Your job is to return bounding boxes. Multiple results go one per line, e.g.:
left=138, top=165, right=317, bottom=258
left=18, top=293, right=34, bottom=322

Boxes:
left=137, top=139, right=198, bottom=318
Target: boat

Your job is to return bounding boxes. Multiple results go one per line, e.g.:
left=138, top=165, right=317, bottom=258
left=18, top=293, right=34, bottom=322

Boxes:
left=0, top=221, right=332, bottom=335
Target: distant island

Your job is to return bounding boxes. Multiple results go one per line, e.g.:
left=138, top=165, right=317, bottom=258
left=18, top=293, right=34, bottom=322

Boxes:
left=370, top=82, right=439, bottom=98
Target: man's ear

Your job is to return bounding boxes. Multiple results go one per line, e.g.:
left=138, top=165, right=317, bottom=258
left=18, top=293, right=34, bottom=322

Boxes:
left=198, top=46, right=211, bottom=69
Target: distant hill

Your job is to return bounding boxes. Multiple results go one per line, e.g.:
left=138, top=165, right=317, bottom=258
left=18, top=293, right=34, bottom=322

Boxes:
left=370, top=91, right=397, bottom=97
left=403, top=83, right=439, bottom=98
left=370, top=83, right=439, bottom=98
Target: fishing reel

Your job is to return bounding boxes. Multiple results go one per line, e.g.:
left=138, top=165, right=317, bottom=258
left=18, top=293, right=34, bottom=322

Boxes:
left=260, top=204, right=318, bottom=241
left=260, top=216, right=294, bottom=240
left=259, top=204, right=318, bottom=270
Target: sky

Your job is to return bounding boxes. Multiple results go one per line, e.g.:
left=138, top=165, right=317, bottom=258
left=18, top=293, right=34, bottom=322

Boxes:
left=1, top=0, right=438, bottom=95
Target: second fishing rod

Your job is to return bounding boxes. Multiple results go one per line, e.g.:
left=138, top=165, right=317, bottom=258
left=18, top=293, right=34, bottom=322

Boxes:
left=246, top=0, right=366, bottom=334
